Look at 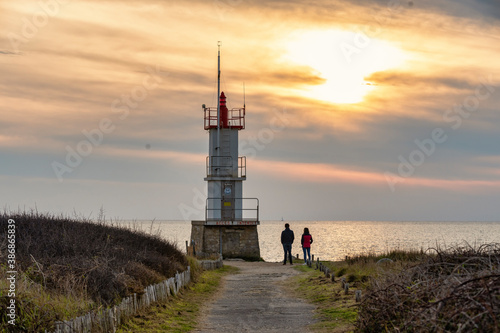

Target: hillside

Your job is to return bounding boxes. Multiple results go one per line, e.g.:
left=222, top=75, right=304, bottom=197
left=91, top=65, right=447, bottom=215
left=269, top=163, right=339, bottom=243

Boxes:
left=0, top=211, right=187, bottom=331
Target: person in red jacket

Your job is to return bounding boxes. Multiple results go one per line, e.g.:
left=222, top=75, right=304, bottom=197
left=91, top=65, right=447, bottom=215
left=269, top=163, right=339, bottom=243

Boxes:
left=301, top=227, right=313, bottom=265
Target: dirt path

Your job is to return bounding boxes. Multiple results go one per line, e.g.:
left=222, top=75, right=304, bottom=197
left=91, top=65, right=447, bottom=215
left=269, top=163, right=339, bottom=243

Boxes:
left=193, top=260, right=317, bottom=332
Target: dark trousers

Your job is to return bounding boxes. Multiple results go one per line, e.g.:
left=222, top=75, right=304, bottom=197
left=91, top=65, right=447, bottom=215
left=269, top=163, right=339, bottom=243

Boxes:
left=303, top=247, right=311, bottom=262
left=283, top=243, right=293, bottom=264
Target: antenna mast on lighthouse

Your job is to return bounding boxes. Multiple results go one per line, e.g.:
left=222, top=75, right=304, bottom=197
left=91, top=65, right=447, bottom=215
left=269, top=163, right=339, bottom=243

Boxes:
left=217, top=41, right=221, bottom=157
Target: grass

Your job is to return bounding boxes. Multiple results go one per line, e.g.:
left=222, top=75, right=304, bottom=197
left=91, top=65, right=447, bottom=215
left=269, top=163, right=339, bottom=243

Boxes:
left=285, top=249, right=428, bottom=332
left=0, top=267, right=95, bottom=332
left=117, top=265, right=239, bottom=333
left=288, top=244, right=499, bottom=332
left=356, top=243, right=500, bottom=332
left=0, top=210, right=187, bottom=332
left=286, top=265, right=359, bottom=333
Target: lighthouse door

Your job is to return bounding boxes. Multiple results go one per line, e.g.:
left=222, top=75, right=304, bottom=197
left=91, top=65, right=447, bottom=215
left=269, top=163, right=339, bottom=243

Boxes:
left=221, top=183, right=234, bottom=220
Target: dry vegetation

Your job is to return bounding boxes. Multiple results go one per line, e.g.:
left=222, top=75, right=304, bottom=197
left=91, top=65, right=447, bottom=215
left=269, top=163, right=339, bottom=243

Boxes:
left=0, top=211, right=187, bottom=332
left=295, top=245, right=499, bottom=332
left=356, top=243, right=500, bottom=332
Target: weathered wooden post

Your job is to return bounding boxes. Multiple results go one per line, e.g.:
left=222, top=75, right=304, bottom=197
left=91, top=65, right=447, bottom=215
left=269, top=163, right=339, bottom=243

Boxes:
left=186, top=240, right=196, bottom=256
left=331, top=272, right=335, bottom=282
left=312, top=254, right=314, bottom=262
left=316, top=258, right=319, bottom=270
left=355, top=290, right=362, bottom=302
left=341, top=277, right=346, bottom=289
left=344, top=283, right=349, bottom=295
left=296, top=253, right=299, bottom=260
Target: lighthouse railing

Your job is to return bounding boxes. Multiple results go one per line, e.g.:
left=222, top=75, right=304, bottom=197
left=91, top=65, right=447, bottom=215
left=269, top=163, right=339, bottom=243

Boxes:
left=206, top=156, right=246, bottom=178
left=227, top=107, right=245, bottom=129
left=204, top=107, right=218, bottom=129
left=238, top=156, right=246, bottom=178
left=204, top=107, right=245, bottom=130
left=205, top=197, right=259, bottom=223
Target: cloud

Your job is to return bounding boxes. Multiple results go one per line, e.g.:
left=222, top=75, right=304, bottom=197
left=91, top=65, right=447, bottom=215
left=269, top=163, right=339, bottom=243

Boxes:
left=0, top=50, right=18, bottom=55
left=234, top=66, right=326, bottom=88
left=442, top=0, right=500, bottom=21
left=251, top=157, right=500, bottom=191
left=1, top=0, right=499, bottom=220
left=365, top=71, right=482, bottom=90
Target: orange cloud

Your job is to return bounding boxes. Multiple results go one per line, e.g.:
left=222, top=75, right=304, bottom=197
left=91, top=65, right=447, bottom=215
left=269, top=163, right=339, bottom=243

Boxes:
left=250, top=158, right=500, bottom=192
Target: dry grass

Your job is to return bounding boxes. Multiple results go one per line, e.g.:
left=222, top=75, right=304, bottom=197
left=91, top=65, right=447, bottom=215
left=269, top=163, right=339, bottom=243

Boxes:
left=287, top=265, right=358, bottom=332
left=117, top=264, right=239, bottom=333
left=356, top=243, right=500, bottom=332
left=293, top=245, right=499, bottom=332
left=0, top=210, right=187, bottom=332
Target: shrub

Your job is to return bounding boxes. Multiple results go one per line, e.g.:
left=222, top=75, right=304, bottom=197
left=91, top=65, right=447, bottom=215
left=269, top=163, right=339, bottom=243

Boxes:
left=356, top=243, right=500, bottom=332
left=335, top=267, right=347, bottom=277
left=0, top=210, right=188, bottom=331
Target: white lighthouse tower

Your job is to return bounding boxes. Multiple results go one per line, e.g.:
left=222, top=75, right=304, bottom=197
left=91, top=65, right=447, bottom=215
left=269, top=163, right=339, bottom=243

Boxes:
left=190, top=43, right=260, bottom=260
left=204, top=90, right=248, bottom=222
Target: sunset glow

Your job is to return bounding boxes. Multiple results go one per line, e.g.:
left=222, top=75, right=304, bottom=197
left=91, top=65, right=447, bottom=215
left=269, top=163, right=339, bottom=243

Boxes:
left=1, top=0, right=499, bottom=221
left=284, top=30, right=406, bottom=103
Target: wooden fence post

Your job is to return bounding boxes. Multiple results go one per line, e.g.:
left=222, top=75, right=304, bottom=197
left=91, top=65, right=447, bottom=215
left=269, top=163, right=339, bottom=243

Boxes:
left=48, top=265, right=193, bottom=333
left=355, top=290, right=362, bottom=302
left=344, top=283, right=349, bottom=295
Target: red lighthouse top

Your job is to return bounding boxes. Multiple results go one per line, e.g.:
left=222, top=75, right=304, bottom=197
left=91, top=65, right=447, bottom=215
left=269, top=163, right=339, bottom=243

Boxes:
left=203, top=92, right=245, bottom=130
left=220, top=91, right=227, bottom=107
left=220, top=92, right=229, bottom=128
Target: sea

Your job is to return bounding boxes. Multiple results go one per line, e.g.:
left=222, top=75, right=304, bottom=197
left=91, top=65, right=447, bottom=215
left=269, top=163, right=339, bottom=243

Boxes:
left=116, top=220, right=500, bottom=262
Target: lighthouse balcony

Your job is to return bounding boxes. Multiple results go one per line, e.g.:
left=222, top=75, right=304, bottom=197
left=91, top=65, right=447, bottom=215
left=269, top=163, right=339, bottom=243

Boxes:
left=205, top=197, right=259, bottom=225
left=206, top=156, right=246, bottom=179
left=204, top=107, right=245, bottom=130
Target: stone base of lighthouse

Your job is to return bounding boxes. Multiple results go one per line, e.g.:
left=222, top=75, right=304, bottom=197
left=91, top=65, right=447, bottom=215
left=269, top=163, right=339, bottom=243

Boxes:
left=190, top=221, right=261, bottom=260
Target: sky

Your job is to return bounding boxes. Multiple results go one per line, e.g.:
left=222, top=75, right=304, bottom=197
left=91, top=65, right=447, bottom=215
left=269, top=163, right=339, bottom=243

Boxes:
left=1, top=0, right=500, bottom=222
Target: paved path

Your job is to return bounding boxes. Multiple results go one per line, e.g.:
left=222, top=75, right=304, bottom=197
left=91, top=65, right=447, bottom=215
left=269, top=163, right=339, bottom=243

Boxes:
left=194, top=260, right=316, bottom=332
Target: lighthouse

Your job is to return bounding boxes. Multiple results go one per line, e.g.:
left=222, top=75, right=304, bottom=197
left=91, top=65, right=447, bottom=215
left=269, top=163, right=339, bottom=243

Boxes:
left=190, top=43, right=260, bottom=260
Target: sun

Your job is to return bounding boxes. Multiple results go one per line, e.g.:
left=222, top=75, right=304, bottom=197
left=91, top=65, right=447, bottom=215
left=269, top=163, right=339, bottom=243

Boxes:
left=284, top=30, right=406, bottom=104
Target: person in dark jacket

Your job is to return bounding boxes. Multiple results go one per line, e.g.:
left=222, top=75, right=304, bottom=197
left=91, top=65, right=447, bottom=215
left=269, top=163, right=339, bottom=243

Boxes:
left=281, top=223, right=294, bottom=265
left=301, top=227, right=313, bottom=265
